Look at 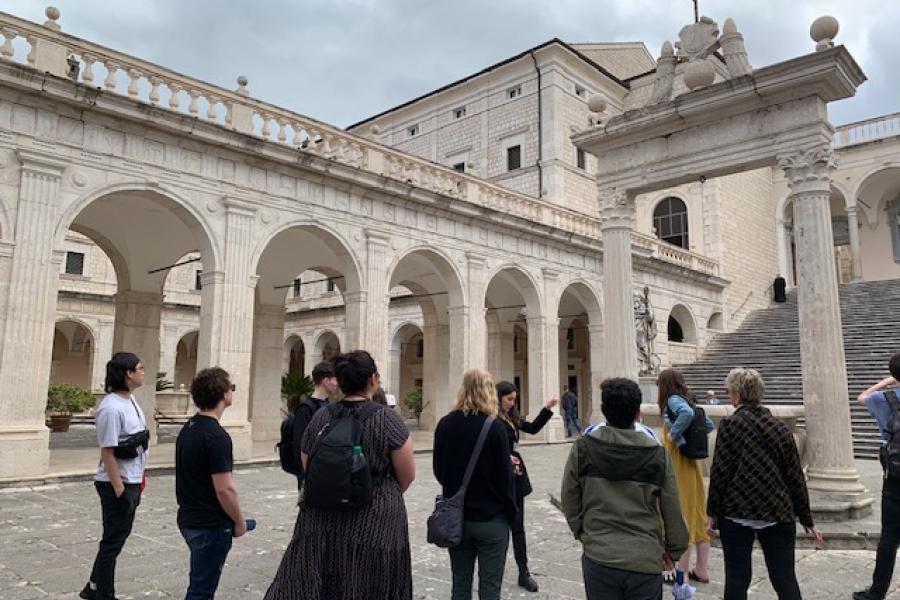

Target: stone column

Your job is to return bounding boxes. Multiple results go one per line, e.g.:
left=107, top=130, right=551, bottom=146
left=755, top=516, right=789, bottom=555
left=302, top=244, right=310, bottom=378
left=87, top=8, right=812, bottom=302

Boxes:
left=363, top=230, right=391, bottom=369
left=525, top=316, right=551, bottom=432
left=599, top=186, right=638, bottom=380
left=113, top=290, right=163, bottom=443
left=92, top=319, right=115, bottom=391
left=778, top=147, right=868, bottom=512
left=587, top=322, right=605, bottom=425
left=196, top=198, right=257, bottom=460
left=420, top=321, right=450, bottom=431
left=388, top=344, right=402, bottom=399
left=0, top=152, right=68, bottom=477
left=465, top=253, right=488, bottom=370
left=447, top=305, right=469, bottom=391
left=846, top=205, right=863, bottom=282
left=343, top=290, right=367, bottom=351
left=249, top=304, right=286, bottom=442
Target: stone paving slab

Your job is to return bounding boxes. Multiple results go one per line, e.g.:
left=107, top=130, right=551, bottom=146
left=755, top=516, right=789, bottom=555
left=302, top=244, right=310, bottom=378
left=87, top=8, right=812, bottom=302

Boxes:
left=0, top=443, right=898, bottom=599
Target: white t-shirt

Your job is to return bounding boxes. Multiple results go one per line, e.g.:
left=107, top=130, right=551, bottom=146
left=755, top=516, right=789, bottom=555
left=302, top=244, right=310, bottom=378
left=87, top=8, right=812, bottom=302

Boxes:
left=385, top=393, right=397, bottom=408
left=94, top=393, right=149, bottom=484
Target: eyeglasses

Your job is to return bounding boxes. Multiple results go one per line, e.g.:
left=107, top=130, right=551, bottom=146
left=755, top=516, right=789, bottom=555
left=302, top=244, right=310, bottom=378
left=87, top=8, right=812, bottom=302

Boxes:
left=230, top=383, right=236, bottom=392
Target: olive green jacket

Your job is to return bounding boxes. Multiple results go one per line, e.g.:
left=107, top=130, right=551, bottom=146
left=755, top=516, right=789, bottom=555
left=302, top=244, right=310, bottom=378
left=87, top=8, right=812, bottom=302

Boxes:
left=560, top=425, right=688, bottom=574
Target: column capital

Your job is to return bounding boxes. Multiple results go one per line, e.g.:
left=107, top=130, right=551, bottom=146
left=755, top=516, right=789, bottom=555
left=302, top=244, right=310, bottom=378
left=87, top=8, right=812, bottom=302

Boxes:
left=113, top=290, right=164, bottom=306
left=846, top=205, right=858, bottom=216
left=365, top=228, right=392, bottom=246
left=777, top=145, right=836, bottom=195
left=465, top=251, right=487, bottom=268
left=447, top=305, right=469, bottom=318
left=344, top=289, right=368, bottom=303
left=223, top=196, right=257, bottom=217
left=598, top=186, right=635, bottom=230
left=15, top=149, right=68, bottom=177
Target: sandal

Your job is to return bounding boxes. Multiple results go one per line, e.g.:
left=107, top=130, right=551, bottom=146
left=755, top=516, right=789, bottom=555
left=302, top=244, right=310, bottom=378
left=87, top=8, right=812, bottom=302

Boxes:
left=663, top=571, right=675, bottom=586
left=689, top=570, right=710, bottom=584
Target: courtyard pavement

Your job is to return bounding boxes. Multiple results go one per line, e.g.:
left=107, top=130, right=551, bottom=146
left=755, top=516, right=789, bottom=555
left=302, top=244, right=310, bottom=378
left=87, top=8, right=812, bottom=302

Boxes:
left=0, top=443, right=897, bottom=599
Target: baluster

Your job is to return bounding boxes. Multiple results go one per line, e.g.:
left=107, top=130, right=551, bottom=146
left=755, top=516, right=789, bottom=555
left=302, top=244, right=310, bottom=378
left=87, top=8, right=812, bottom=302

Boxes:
left=168, top=84, right=182, bottom=110
left=277, top=120, right=288, bottom=143
left=81, top=53, right=95, bottom=84
left=225, top=104, right=232, bottom=126
left=206, top=96, right=219, bottom=120
left=26, top=35, right=35, bottom=65
left=188, top=90, right=200, bottom=116
left=261, top=114, right=272, bottom=139
left=148, top=77, right=161, bottom=105
left=103, top=61, right=118, bottom=90
left=126, top=69, right=140, bottom=97
left=0, top=28, right=16, bottom=61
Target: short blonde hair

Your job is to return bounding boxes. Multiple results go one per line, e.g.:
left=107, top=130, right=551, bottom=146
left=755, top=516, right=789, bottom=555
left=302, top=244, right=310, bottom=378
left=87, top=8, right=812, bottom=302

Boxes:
left=725, top=368, right=765, bottom=406
left=453, top=368, right=498, bottom=417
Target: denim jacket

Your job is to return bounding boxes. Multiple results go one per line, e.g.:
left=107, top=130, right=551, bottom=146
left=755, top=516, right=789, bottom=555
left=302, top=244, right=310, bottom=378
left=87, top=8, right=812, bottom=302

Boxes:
left=663, top=394, right=714, bottom=448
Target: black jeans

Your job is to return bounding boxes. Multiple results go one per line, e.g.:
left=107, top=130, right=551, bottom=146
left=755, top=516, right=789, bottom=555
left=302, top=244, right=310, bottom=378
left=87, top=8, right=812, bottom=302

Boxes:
left=87, top=481, right=142, bottom=599
left=869, top=492, right=900, bottom=598
left=582, top=554, right=662, bottom=600
left=718, top=519, right=801, bottom=600
left=448, top=517, right=510, bottom=600
left=181, top=525, right=234, bottom=599
left=511, top=493, right=528, bottom=571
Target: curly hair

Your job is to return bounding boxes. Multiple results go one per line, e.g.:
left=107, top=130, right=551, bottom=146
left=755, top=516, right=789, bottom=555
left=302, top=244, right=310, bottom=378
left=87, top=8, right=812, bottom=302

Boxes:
left=191, top=367, right=232, bottom=410
left=601, top=378, right=642, bottom=428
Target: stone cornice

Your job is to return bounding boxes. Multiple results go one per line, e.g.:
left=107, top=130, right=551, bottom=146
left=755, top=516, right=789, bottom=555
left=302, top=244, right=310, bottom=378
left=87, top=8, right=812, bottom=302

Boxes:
left=15, top=148, right=68, bottom=176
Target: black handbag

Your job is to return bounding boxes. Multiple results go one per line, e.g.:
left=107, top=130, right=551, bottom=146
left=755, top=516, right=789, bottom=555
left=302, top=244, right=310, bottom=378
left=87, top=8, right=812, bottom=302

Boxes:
left=113, top=398, right=149, bottom=459
left=427, top=416, right=494, bottom=548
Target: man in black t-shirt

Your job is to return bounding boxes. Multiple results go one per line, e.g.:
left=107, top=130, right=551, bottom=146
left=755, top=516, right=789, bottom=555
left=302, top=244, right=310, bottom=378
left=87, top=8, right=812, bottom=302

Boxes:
left=291, top=361, right=338, bottom=487
left=176, top=367, right=246, bottom=599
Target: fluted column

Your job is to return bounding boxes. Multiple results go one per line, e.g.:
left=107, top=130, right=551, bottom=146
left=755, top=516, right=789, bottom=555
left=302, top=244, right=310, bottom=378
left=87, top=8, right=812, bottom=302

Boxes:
left=587, top=321, right=605, bottom=425
left=363, top=230, right=391, bottom=368
left=599, top=186, right=638, bottom=380
left=447, top=305, right=469, bottom=392
left=542, top=268, right=565, bottom=440
left=420, top=321, right=450, bottom=430
left=91, top=319, right=114, bottom=391
left=846, top=205, right=863, bottom=281
left=0, top=151, right=68, bottom=478
left=465, top=253, right=488, bottom=370
left=525, top=316, right=550, bottom=424
left=197, top=198, right=257, bottom=460
left=113, top=290, right=163, bottom=443
left=249, top=303, right=286, bottom=442
left=778, top=146, right=866, bottom=504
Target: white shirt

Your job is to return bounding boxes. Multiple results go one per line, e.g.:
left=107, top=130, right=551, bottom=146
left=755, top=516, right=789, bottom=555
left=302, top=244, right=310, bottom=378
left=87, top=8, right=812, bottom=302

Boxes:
left=94, top=393, right=149, bottom=484
left=584, top=420, right=661, bottom=443
left=385, top=393, right=397, bottom=407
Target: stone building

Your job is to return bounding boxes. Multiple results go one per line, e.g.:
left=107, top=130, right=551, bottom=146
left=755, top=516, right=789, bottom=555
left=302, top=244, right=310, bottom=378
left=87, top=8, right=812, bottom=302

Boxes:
left=0, top=7, right=896, bottom=489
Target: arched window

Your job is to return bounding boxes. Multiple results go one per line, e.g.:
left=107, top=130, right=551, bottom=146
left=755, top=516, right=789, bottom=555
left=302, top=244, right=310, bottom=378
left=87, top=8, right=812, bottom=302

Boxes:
left=667, top=316, right=684, bottom=343
left=653, top=197, right=689, bottom=249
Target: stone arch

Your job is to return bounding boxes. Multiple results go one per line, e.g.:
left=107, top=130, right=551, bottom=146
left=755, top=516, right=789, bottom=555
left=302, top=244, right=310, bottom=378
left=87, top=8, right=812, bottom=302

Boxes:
left=282, top=334, right=306, bottom=377
left=557, top=279, right=604, bottom=426
left=173, top=330, right=199, bottom=389
left=389, top=322, right=424, bottom=417
left=707, top=311, right=724, bottom=332
left=667, top=303, right=697, bottom=344
left=852, top=163, right=900, bottom=222
left=50, top=318, right=97, bottom=389
left=482, top=263, right=543, bottom=316
left=387, top=245, right=467, bottom=308
left=313, top=330, right=341, bottom=364
left=652, top=195, right=690, bottom=249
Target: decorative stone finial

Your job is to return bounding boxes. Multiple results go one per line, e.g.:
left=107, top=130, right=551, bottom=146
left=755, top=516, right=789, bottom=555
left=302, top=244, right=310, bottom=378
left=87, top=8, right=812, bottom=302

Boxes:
left=587, top=95, right=607, bottom=114
left=810, top=16, right=839, bottom=52
left=723, top=18, right=737, bottom=34
left=720, top=17, right=753, bottom=77
left=683, top=58, right=716, bottom=90
left=43, top=6, right=61, bottom=31
left=661, top=41, right=674, bottom=57
left=236, top=75, right=249, bottom=96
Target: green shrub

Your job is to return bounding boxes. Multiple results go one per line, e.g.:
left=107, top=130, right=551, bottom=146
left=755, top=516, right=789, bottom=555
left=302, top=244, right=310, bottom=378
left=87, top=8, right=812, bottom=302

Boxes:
left=156, top=372, right=174, bottom=391
left=405, top=387, right=423, bottom=417
left=46, top=384, right=96, bottom=414
left=282, top=373, right=314, bottom=412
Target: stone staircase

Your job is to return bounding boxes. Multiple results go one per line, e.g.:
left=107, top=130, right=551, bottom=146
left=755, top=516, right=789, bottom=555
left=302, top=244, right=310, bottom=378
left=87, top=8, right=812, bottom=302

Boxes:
left=676, top=279, right=900, bottom=460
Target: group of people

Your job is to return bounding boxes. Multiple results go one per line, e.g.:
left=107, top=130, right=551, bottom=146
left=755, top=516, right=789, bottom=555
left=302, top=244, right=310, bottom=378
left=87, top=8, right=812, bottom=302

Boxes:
left=77, top=347, right=900, bottom=600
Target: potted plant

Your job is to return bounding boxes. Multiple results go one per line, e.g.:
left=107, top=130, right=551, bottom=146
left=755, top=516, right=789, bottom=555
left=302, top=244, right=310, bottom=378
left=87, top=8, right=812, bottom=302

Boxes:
left=46, top=383, right=96, bottom=432
left=405, top=387, right=423, bottom=424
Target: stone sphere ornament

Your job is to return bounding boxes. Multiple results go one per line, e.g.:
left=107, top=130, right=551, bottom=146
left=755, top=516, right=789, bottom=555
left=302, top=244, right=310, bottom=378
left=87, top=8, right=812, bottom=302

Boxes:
left=587, top=95, right=607, bottom=114
left=44, top=6, right=61, bottom=30
left=810, top=15, right=839, bottom=52
left=683, top=58, right=715, bottom=91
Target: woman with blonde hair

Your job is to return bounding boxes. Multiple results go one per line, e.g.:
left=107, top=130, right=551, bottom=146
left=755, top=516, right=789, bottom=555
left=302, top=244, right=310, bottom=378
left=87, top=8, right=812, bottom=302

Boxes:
left=434, top=368, right=517, bottom=600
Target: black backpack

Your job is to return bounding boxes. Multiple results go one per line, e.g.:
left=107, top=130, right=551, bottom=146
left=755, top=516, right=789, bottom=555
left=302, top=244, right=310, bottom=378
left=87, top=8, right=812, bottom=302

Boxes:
left=667, top=400, right=710, bottom=460
left=880, top=391, right=900, bottom=480
left=276, top=398, right=321, bottom=476
left=303, top=401, right=382, bottom=512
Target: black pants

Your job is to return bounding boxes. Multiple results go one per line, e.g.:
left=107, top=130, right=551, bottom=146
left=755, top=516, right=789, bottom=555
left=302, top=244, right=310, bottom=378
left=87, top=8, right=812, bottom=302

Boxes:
left=582, top=554, right=662, bottom=600
left=869, top=492, right=900, bottom=598
left=511, top=493, right=528, bottom=571
left=87, top=481, right=142, bottom=599
left=718, top=519, right=801, bottom=600
left=448, top=517, right=510, bottom=600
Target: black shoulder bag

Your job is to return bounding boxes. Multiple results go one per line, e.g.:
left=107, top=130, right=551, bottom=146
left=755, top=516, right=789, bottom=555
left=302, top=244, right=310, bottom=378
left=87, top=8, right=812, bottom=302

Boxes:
left=113, top=397, right=150, bottom=459
left=427, top=416, right=495, bottom=548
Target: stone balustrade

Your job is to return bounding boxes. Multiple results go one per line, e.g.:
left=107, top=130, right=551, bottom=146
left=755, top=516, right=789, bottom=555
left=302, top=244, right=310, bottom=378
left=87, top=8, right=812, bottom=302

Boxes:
left=0, top=8, right=720, bottom=277
left=833, top=112, right=900, bottom=148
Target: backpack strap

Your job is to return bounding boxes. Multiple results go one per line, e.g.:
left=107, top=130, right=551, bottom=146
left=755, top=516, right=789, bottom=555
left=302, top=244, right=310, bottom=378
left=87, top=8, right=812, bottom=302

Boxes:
left=458, top=416, right=495, bottom=496
left=884, top=391, right=900, bottom=440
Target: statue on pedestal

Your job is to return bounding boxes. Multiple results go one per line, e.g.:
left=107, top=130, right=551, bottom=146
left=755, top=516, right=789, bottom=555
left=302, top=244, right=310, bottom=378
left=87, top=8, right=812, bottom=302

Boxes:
left=634, top=286, right=660, bottom=375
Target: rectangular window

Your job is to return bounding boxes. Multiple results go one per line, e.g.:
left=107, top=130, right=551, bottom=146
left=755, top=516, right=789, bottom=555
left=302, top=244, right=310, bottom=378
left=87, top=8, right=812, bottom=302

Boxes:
left=292, top=277, right=301, bottom=297
left=416, top=338, right=424, bottom=358
left=64, top=251, right=85, bottom=275
left=513, top=333, right=519, bottom=353
left=407, top=124, right=419, bottom=137
left=575, top=85, right=587, bottom=98
left=506, top=145, right=521, bottom=171
left=577, top=148, right=586, bottom=170
left=326, top=278, right=336, bottom=292
left=452, top=162, right=465, bottom=173
left=508, top=85, right=522, bottom=99
left=567, top=327, right=576, bottom=351
left=453, top=107, right=466, bottom=119
left=195, top=270, right=202, bottom=290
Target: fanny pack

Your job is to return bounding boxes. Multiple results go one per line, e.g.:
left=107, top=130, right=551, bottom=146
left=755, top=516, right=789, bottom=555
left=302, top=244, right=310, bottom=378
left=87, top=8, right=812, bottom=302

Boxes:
left=113, top=397, right=149, bottom=459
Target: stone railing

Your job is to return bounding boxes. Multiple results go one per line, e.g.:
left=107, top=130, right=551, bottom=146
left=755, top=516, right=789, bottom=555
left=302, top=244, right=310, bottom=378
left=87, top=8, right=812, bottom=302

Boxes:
left=833, top=112, right=900, bottom=148
left=0, top=8, right=717, bottom=276
left=631, top=232, right=719, bottom=276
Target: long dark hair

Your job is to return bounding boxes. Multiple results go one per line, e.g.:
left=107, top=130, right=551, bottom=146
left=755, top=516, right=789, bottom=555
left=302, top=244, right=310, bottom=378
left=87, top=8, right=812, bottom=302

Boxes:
left=496, top=380, right=520, bottom=429
left=657, top=368, right=691, bottom=414
left=105, top=352, right=141, bottom=393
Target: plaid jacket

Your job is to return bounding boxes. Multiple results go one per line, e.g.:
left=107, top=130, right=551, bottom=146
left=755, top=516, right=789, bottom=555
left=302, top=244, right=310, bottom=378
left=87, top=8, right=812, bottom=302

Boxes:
left=707, top=405, right=813, bottom=528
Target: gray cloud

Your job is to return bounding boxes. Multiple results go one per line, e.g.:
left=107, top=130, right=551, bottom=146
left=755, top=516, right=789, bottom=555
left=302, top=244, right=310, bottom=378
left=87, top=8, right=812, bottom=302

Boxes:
left=5, top=0, right=897, bottom=127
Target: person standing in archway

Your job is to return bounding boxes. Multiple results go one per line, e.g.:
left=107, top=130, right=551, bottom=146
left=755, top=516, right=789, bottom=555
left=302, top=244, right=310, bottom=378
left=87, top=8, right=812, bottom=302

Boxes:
left=773, top=275, right=787, bottom=303
left=496, top=380, right=559, bottom=592
left=81, top=352, right=149, bottom=600
left=561, top=386, right=583, bottom=437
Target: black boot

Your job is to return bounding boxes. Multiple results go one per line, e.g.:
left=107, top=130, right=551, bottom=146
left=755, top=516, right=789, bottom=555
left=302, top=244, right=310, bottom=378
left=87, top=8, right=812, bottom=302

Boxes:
left=518, top=569, right=539, bottom=592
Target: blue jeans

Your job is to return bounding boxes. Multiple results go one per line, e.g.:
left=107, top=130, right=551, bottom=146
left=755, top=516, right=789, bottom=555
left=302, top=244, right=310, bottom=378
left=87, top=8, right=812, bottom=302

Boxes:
left=180, top=525, right=233, bottom=599
left=564, top=412, right=583, bottom=437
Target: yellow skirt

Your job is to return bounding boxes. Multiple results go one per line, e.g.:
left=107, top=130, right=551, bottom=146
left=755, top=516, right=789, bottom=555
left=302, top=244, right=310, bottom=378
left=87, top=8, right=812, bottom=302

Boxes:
left=663, top=428, right=710, bottom=545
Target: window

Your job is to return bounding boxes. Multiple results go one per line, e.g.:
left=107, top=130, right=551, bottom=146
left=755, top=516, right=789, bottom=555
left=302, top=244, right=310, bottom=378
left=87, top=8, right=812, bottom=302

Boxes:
left=668, top=315, right=684, bottom=343
left=653, top=196, right=690, bottom=249
left=888, top=198, right=900, bottom=263
left=506, top=145, right=521, bottom=171
left=452, top=162, right=465, bottom=173
left=575, top=85, right=587, bottom=98
left=194, top=270, right=202, bottom=291
left=292, top=277, right=301, bottom=298
left=453, top=106, right=466, bottom=119
left=577, top=148, right=586, bottom=170
left=326, top=278, right=336, bottom=292
left=414, top=378, right=423, bottom=389
left=513, top=333, right=519, bottom=353
left=566, top=328, right=575, bottom=351
left=415, top=338, right=424, bottom=358
left=64, top=251, right=85, bottom=275
left=508, top=85, right=522, bottom=99
left=407, top=124, right=419, bottom=137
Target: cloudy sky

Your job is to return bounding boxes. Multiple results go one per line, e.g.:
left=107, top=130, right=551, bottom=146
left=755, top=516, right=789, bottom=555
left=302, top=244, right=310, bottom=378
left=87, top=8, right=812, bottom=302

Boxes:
left=5, top=1, right=898, bottom=128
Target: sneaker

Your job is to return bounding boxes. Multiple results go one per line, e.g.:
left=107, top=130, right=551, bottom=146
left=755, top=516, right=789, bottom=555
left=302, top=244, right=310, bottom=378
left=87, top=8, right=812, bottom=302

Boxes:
left=79, top=584, right=97, bottom=600
left=853, top=590, right=883, bottom=600
left=518, top=570, right=539, bottom=592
